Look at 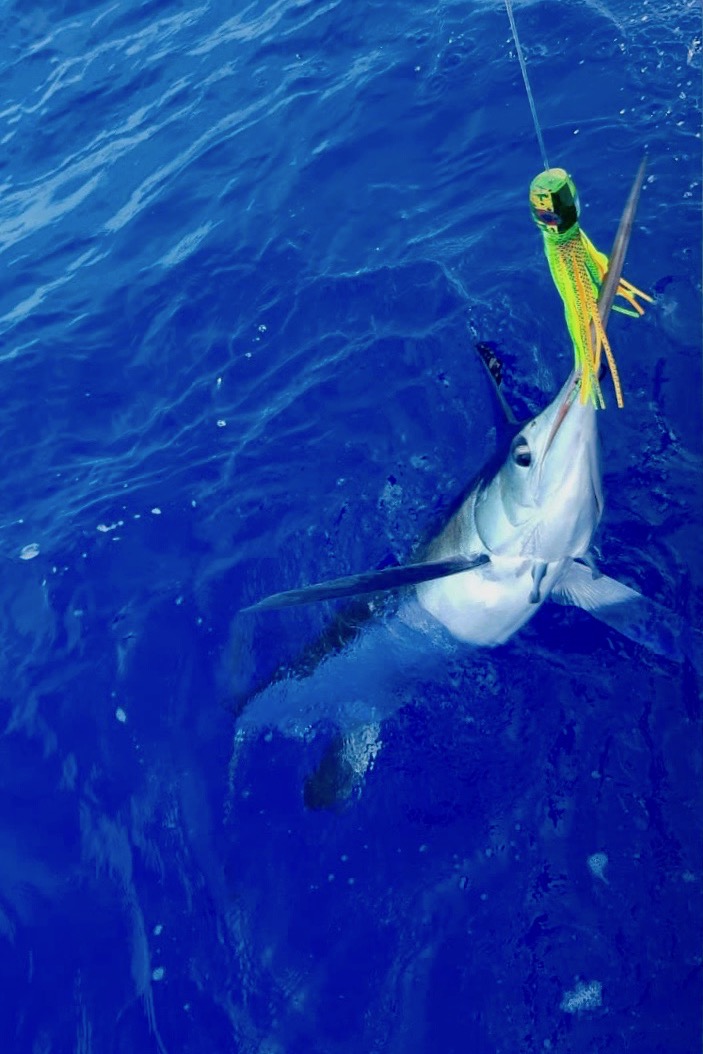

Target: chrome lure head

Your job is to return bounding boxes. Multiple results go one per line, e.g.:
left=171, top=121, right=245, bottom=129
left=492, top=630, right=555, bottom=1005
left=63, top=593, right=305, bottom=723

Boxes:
left=473, top=369, right=602, bottom=562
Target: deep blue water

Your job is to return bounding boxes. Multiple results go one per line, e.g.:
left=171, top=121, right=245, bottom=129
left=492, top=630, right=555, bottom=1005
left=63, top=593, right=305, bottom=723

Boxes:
left=0, top=1, right=701, bottom=1051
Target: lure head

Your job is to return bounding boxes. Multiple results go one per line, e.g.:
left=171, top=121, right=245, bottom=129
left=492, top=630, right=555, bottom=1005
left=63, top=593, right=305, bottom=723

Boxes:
left=530, top=168, right=580, bottom=236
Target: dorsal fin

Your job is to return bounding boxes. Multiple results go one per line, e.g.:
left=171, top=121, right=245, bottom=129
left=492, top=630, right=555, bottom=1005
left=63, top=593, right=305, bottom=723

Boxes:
left=475, top=342, right=518, bottom=425
left=596, top=155, right=647, bottom=328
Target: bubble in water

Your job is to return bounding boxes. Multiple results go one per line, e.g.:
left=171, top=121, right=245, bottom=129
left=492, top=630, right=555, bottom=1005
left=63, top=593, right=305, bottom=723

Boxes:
left=587, top=851, right=609, bottom=883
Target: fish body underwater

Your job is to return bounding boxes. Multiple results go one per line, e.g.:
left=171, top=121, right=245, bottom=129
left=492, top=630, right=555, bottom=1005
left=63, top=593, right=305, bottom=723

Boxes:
left=231, top=162, right=695, bottom=806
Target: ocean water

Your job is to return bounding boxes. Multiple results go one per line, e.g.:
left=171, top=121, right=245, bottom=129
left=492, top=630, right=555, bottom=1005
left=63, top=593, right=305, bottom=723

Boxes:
left=0, top=1, right=701, bottom=1052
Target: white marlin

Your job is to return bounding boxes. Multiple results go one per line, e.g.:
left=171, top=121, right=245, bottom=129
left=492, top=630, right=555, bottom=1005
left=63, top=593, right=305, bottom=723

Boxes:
left=243, top=159, right=683, bottom=663
left=234, top=159, right=696, bottom=808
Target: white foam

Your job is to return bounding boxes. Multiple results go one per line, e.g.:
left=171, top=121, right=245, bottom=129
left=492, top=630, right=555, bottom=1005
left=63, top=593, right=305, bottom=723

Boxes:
left=587, top=851, right=609, bottom=883
left=561, top=980, right=603, bottom=1014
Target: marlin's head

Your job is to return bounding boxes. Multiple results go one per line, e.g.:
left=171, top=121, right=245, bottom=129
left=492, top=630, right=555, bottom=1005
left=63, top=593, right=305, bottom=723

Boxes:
left=474, top=370, right=603, bottom=562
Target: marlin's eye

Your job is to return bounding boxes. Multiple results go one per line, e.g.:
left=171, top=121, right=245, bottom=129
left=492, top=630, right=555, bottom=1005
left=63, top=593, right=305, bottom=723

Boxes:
left=512, top=437, right=532, bottom=467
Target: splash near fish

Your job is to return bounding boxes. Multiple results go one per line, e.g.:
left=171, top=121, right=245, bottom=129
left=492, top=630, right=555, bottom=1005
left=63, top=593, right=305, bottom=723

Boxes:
left=529, top=167, right=654, bottom=408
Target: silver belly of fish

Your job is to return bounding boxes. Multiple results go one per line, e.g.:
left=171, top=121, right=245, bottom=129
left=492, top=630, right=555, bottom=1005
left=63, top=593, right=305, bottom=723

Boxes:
left=416, top=554, right=570, bottom=646
left=415, top=489, right=571, bottom=646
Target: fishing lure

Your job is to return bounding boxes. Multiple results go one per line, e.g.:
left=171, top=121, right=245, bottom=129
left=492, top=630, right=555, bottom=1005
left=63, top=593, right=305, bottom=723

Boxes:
left=529, top=168, right=653, bottom=408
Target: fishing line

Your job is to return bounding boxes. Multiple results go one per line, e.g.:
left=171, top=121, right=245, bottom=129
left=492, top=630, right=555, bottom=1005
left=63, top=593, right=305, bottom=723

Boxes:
left=504, top=0, right=550, bottom=170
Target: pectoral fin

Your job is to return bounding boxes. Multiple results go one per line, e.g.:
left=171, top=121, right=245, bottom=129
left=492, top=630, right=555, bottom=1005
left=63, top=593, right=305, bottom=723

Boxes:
left=553, top=560, right=647, bottom=611
left=242, top=554, right=490, bottom=613
left=552, top=560, right=693, bottom=664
